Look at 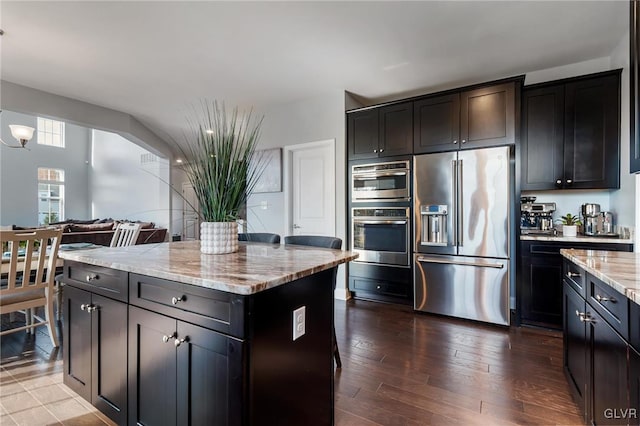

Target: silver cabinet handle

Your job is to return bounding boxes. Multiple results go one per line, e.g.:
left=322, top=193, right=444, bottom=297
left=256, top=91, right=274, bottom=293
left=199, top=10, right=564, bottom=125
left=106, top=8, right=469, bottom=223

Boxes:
left=461, top=139, right=466, bottom=144
left=595, top=294, right=615, bottom=303
left=162, top=332, right=177, bottom=343
left=556, top=179, right=562, bottom=185
left=80, top=304, right=96, bottom=313
left=453, top=140, right=458, bottom=144
left=174, top=336, right=188, bottom=347
left=373, top=149, right=378, bottom=153
left=293, top=224, right=301, bottom=229
left=376, top=285, right=381, bottom=290
left=566, top=179, right=573, bottom=184
left=86, top=274, right=98, bottom=282
left=417, top=257, right=504, bottom=269
left=171, top=296, right=185, bottom=305
left=567, top=271, right=581, bottom=278
left=575, top=310, right=585, bottom=320
left=379, top=148, right=384, bottom=153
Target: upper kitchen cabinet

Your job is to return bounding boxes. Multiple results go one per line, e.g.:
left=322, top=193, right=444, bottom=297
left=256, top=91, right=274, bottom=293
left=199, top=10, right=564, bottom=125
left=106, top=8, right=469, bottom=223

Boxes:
left=414, top=81, right=517, bottom=154
left=630, top=0, right=640, bottom=173
left=522, top=70, right=621, bottom=190
left=347, top=102, right=412, bottom=160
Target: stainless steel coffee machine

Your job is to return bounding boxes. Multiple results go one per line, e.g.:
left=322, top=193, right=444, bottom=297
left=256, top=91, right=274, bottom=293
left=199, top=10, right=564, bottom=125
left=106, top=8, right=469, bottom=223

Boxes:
left=581, top=203, right=617, bottom=236
left=521, top=197, right=557, bottom=234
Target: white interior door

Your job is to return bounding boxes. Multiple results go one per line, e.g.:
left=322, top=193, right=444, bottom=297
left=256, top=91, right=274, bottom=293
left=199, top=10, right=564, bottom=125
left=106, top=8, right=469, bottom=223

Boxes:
left=182, top=182, right=199, bottom=240
left=286, top=140, right=335, bottom=237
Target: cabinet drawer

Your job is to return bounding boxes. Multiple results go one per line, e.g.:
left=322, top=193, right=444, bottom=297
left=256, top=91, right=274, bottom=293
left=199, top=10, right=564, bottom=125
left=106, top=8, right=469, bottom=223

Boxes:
left=563, top=260, right=586, bottom=299
left=62, top=261, right=128, bottom=302
left=129, top=273, right=246, bottom=338
left=352, top=277, right=410, bottom=298
left=629, top=298, right=640, bottom=353
left=587, top=273, right=629, bottom=339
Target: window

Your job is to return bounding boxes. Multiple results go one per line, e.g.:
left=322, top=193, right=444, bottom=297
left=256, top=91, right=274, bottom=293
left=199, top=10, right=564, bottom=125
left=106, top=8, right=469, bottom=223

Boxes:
left=38, top=168, right=65, bottom=225
left=37, top=117, right=65, bottom=148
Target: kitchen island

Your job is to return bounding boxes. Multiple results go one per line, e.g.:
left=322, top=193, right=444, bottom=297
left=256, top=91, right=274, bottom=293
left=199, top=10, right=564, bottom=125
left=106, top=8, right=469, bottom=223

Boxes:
left=560, top=249, right=639, bottom=425
left=58, top=240, right=358, bottom=426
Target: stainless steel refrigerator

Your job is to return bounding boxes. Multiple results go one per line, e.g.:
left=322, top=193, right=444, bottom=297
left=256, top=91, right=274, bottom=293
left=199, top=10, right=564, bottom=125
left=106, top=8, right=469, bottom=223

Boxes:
left=413, top=146, right=512, bottom=326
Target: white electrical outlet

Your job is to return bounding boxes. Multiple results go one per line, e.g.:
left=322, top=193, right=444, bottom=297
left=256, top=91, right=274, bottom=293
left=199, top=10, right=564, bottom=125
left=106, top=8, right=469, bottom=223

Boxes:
left=292, top=306, right=306, bottom=341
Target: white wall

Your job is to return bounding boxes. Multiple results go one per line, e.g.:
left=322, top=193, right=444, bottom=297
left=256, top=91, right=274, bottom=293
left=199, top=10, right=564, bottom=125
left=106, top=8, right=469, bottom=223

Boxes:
left=522, top=54, right=636, bottom=235
left=90, top=130, right=170, bottom=230
left=247, top=90, right=348, bottom=297
left=0, top=110, right=91, bottom=226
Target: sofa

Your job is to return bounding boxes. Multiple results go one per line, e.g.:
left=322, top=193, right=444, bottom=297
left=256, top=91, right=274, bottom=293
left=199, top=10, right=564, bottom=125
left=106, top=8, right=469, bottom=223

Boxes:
left=13, top=219, right=168, bottom=247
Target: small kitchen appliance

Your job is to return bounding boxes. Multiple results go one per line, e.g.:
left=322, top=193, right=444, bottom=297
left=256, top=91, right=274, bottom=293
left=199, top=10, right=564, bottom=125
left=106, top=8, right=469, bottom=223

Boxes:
left=520, top=201, right=557, bottom=234
left=582, top=203, right=601, bottom=236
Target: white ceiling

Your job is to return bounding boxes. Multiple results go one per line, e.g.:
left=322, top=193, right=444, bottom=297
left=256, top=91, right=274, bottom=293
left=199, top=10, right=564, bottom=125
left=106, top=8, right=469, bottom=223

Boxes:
left=0, top=1, right=628, bottom=143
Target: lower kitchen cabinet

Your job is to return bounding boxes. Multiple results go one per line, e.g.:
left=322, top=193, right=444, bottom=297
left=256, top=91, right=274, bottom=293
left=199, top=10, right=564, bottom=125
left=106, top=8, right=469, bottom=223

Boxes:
left=128, top=306, right=244, bottom=426
left=519, top=240, right=633, bottom=329
left=63, top=285, right=128, bottom=425
left=348, top=262, right=412, bottom=305
left=563, top=259, right=637, bottom=425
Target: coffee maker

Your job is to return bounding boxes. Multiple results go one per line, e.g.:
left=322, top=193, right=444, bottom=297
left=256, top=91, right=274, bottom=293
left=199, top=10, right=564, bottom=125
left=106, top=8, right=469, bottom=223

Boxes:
left=521, top=197, right=557, bottom=234
left=581, top=203, right=601, bottom=236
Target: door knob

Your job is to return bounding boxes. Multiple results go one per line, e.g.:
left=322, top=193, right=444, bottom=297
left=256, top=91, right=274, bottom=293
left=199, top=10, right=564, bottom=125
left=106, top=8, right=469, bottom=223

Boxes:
left=162, top=332, right=177, bottom=343
left=293, top=224, right=301, bottom=229
left=174, top=336, right=189, bottom=347
left=171, top=295, right=185, bottom=305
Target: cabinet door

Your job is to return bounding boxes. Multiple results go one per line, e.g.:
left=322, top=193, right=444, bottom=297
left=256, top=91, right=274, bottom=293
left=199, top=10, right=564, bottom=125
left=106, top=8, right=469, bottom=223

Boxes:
left=413, top=93, right=460, bottom=153
left=631, top=346, right=640, bottom=426
left=588, top=307, right=629, bottom=425
left=564, top=73, right=620, bottom=189
left=521, top=85, right=565, bottom=190
left=460, top=82, right=516, bottom=149
left=563, top=281, right=587, bottom=417
left=91, top=294, right=128, bottom=425
left=176, top=321, right=244, bottom=426
left=63, top=285, right=92, bottom=402
left=347, top=109, right=379, bottom=160
left=128, top=306, right=177, bottom=426
left=379, top=102, right=412, bottom=157
left=521, top=253, right=563, bottom=328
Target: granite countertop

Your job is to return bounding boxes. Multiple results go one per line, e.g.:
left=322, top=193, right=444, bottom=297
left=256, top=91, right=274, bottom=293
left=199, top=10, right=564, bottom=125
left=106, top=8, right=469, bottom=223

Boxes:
left=521, top=234, right=634, bottom=244
left=58, top=241, right=358, bottom=295
left=560, top=249, right=640, bottom=306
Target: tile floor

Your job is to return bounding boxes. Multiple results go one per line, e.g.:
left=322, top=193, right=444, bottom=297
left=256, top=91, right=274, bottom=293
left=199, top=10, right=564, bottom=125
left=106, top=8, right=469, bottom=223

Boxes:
left=1, top=315, right=115, bottom=426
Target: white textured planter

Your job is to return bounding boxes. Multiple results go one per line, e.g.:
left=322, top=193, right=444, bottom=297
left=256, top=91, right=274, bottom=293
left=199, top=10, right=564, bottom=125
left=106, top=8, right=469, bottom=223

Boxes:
left=562, top=225, right=578, bottom=237
left=200, top=221, right=238, bottom=254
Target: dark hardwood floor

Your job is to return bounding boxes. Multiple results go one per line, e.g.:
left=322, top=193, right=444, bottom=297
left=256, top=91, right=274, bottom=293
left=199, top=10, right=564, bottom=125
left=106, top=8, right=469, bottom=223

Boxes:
left=334, top=299, right=583, bottom=425
left=1, top=300, right=582, bottom=425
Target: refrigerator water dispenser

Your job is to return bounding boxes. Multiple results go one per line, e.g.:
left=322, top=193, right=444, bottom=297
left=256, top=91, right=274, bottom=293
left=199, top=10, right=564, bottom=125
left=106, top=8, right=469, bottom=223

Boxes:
left=421, top=205, right=448, bottom=246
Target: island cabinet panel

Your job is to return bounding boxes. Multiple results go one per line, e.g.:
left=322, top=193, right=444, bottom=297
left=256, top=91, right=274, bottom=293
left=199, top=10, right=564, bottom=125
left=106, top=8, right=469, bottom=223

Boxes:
left=63, top=285, right=128, bottom=425
left=128, top=307, right=244, bottom=426
left=631, top=347, right=640, bottom=425
left=563, top=281, right=588, bottom=417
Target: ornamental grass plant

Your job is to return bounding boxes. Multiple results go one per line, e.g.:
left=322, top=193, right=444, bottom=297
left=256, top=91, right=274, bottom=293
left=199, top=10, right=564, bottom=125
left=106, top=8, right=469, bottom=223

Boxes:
left=177, top=101, right=265, bottom=223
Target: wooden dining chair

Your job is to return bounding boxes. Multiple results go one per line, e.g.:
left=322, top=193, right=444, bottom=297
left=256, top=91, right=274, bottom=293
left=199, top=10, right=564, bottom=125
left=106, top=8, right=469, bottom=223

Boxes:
left=284, top=235, right=343, bottom=368
left=0, top=228, right=63, bottom=347
left=238, top=233, right=280, bottom=244
left=110, top=222, right=142, bottom=247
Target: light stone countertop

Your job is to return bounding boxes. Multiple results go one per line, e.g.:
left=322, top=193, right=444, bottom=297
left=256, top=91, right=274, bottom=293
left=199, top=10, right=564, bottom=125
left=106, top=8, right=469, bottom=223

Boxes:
left=58, top=240, right=358, bottom=295
left=560, top=249, right=640, bottom=306
left=521, top=234, right=634, bottom=244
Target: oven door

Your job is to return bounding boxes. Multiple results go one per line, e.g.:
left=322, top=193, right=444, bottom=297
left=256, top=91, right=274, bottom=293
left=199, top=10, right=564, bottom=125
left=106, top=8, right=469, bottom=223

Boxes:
left=352, top=217, right=410, bottom=267
left=352, top=170, right=410, bottom=201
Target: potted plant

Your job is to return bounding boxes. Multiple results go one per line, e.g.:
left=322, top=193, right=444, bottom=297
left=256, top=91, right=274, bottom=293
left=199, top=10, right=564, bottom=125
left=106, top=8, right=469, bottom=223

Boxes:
left=558, top=213, right=582, bottom=237
left=178, top=101, right=265, bottom=254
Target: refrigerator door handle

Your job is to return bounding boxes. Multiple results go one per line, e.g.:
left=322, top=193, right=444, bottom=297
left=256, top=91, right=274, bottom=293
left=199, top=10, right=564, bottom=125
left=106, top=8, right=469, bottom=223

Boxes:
left=457, top=159, right=463, bottom=247
left=416, top=256, right=505, bottom=269
left=451, top=159, right=458, bottom=246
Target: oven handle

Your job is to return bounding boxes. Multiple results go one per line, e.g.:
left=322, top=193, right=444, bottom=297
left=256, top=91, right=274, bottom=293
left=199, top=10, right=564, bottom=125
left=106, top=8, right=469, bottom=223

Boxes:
left=353, top=219, right=408, bottom=225
left=416, top=256, right=504, bottom=269
left=353, top=171, right=408, bottom=179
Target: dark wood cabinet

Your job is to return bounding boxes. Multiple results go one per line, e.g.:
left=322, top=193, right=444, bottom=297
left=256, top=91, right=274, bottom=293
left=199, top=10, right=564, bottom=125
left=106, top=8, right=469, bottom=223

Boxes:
left=630, top=0, right=640, bottom=174
left=563, top=280, right=588, bottom=417
left=128, top=306, right=243, bottom=426
left=587, top=307, right=629, bottom=425
left=347, top=103, right=412, bottom=160
left=413, top=82, right=517, bottom=154
left=519, top=240, right=632, bottom=329
left=348, top=262, right=412, bottom=305
left=522, top=70, right=621, bottom=190
left=414, top=93, right=460, bottom=153
left=63, top=285, right=128, bottom=425
left=631, top=346, right=640, bottom=426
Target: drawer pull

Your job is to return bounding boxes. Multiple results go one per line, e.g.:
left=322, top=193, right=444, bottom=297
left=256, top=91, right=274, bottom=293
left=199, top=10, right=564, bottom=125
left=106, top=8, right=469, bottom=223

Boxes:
left=567, top=272, right=581, bottom=278
left=171, top=295, right=185, bottom=305
left=174, top=336, right=189, bottom=347
left=162, top=332, right=177, bottom=343
left=595, top=294, right=616, bottom=303
left=376, top=285, right=381, bottom=290
left=86, top=274, right=99, bottom=282
left=80, top=303, right=96, bottom=313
